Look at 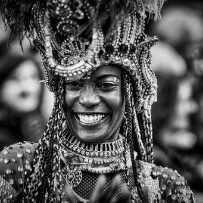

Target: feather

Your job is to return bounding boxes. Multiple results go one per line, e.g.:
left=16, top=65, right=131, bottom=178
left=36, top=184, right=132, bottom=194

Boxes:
left=82, top=0, right=166, bottom=39
left=0, top=0, right=44, bottom=42
left=142, top=0, right=166, bottom=20
left=0, top=0, right=166, bottom=42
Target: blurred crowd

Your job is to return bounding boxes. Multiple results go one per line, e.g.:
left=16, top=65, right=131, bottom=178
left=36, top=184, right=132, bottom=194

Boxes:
left=1, top=0, right=203, bottom=202
left=0, top=15, right=54, bottom=150
left=148, top=0, right=203, bottom=202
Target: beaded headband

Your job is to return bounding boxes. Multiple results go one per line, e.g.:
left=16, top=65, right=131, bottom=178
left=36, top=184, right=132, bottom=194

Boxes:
left=0, top=0, right=166, bottom=113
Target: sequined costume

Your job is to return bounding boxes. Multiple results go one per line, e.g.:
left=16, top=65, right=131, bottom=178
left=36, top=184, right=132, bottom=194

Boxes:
left=0, top=141, right=197, bottom=202
left=0, top=0, right=198, bottom=202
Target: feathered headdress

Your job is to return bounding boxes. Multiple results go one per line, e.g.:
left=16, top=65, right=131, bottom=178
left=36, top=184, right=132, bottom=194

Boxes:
left=0, top=0, right=166, bottom=112
left=0, top=0, right=165, bottom=42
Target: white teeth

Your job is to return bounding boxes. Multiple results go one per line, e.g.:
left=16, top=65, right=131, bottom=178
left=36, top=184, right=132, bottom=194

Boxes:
left=77, top=114, right=106, bottom=124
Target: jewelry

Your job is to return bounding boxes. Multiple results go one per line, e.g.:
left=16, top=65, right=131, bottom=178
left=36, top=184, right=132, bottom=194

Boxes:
left=59, top=130, right=132, bottom=188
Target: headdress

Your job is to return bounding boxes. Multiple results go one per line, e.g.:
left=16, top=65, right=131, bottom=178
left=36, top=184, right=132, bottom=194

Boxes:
left=0, top=0, right=166, bottom=202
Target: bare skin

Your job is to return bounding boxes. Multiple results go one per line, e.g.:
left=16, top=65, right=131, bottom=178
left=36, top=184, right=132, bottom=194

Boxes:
left=63, top=65, right=150, bottom=202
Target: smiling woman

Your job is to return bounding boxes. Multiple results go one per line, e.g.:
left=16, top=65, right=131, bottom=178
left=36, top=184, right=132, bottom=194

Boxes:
left=64, top=65, right=125, bottom=143
left=0, top=0, right=198, bottom=202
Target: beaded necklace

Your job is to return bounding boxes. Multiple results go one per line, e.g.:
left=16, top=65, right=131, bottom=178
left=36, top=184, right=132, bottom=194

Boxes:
left=59, top=131, right=132, bottom=187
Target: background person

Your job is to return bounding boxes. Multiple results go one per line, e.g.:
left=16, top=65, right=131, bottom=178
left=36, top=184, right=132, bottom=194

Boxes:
left=0, top=53, right=47, bottom=150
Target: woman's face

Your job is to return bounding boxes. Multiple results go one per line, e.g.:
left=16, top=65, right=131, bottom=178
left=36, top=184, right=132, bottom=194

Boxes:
left=64, top=65, right=125, bottom=143
left=0, top=60, right=41, bottom=113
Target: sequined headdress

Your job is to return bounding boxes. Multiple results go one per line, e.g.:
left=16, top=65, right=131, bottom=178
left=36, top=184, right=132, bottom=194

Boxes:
left=1, top=0, right=164, bottom=95
left=0, top=0, right=166, bottom=202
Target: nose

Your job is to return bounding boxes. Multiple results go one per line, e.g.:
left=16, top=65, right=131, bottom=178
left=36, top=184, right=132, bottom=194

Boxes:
left=79, top=86, right=100, bottom=108
left=20, top=78, right=39, bottom=92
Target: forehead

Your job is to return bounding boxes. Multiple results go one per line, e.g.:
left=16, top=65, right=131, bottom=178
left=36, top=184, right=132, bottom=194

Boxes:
left=91, top=65, right=122, bottom=78
left=12, top=61, right=38, bottom=77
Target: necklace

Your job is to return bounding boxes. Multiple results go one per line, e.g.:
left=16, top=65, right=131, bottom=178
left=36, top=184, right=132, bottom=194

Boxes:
left=59, top=131, right=132, bottom=188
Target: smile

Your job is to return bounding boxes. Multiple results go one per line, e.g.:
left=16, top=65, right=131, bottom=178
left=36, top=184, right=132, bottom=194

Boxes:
left=76, top=114, right=108, bottom=124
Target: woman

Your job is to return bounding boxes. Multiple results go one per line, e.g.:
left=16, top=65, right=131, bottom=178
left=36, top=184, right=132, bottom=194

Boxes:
left=0, top=0, right=197, bottom=202
left=0, top=54, right=46, bottom=150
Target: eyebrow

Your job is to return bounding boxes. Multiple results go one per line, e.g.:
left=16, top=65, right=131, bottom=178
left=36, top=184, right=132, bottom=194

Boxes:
left=95, top=74, right=121, bottom=81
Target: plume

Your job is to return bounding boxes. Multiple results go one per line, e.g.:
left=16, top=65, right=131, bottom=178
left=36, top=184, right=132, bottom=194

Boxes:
left=0, top=0, right=166, bottom=42
left=82, top=0, right=166, bottom=39
left=0, top=0, right=44, bottom=42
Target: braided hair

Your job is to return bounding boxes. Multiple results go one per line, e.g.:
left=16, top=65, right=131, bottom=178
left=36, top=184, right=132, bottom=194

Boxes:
left=22, top=67, right=154, bottom=202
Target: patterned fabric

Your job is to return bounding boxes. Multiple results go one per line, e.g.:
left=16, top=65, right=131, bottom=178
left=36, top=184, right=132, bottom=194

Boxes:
left=0, top=142, right=198, bottom=202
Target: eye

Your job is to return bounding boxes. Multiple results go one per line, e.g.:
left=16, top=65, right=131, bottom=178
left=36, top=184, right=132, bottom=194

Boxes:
left=65, top=81, right=83, bottom=90
left=96, top=82, right=117, bottom=91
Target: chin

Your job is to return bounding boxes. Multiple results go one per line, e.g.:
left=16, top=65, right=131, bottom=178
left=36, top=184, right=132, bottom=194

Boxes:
left=76, top=132, right=108, bottom=144
left=16, top=103, right=38, bottom=113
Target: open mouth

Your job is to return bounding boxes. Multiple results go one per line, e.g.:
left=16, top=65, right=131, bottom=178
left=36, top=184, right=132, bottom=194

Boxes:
left=76, top=113, right=109, bottom=124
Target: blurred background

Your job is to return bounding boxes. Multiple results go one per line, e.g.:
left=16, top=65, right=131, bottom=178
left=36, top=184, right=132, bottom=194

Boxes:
left=148, top=0, right=203, bottom=201
left=0, top=13, right=55, bottom=149
left=1, top=0, right=203, bottom=201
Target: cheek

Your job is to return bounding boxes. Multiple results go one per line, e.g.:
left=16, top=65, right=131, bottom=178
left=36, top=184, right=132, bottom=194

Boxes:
left=1, top=82, right=20, bottom=102
left=64, top=90, right=78, bottom=109
left=109, top=90, right=124, bottom=113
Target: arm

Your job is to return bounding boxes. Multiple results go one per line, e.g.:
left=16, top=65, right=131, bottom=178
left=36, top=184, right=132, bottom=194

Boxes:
left=152, top=165, right=198, bottom=203
left=0, top=142, right=36, bottom=202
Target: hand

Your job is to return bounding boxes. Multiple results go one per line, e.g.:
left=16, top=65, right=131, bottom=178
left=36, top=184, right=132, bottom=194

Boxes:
left=64, top=175, right=131, bottom=203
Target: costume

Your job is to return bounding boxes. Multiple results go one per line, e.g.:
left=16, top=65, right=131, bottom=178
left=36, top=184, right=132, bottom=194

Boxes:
left=0, top=0, right=198, bottom=202
left=0, top=141, right=197, bottom=203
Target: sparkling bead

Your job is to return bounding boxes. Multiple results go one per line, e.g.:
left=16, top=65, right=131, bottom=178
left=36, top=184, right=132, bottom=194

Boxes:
left=6, top=169, right=12, bottom=174
left=17, top=153, right=23, bottom=158
left=171, top=195, right=177, bottom=200
left=26, top=160, right=30, bottom=164
left=175, top=181, right=181, bottom=186
left=152, top=171, right=157, bottom=177
left=170, top=176, right=175, bottom=181
left=4, top=159, right=9, bottom=164
left=25, top=149, right=31, bottom=154
left=18, top=179, right=23, bottom=185
left=25, top=164, right=32, bottom=171
left=18, top=166, right=23, bottom=172
left=9, top=179, right=14, bottom=185
left=3, top=150, right=9, bottom=155
left=161, top=185, right=167, bottom=191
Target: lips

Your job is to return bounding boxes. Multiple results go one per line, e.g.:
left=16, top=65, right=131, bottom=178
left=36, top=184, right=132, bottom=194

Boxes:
left=76, top=113, right=108, bottom=124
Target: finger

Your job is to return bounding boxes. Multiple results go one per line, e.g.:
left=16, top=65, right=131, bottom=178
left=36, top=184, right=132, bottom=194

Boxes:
left=104, top=175, right=122, bottom=202
left=64, top=184, right=75, bottom=203
left=142, top=186, right=151, bottom=203
left=115, top=185, right=131, bottom=203
left=89, top=175, right=106, bottom=203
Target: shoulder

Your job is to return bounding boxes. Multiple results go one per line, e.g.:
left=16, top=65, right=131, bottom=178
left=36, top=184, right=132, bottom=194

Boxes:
left=0, top=127, right=21, bottom=151
left=137, top=160, right=197, bottom=202
left=0, top=142, right=37, bottom=193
